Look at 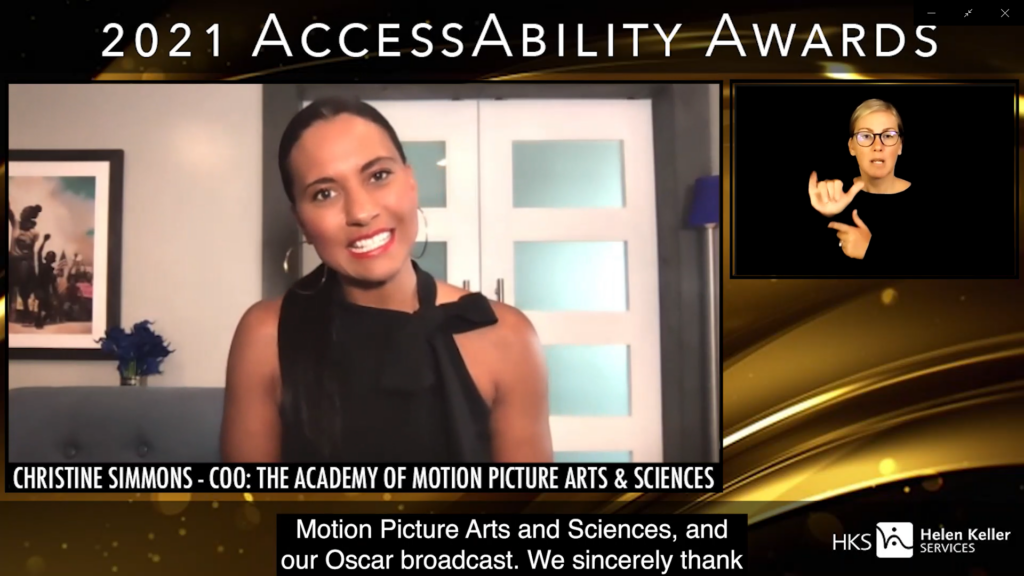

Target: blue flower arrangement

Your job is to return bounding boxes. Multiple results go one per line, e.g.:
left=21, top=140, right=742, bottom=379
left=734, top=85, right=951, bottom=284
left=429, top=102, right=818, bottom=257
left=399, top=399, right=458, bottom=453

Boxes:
left=97, top=320, right=175, bottom=381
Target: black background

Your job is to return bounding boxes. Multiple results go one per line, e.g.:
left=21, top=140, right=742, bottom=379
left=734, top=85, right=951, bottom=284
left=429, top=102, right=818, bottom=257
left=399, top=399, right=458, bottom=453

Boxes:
left=731, top=81, right=1018, bottom=278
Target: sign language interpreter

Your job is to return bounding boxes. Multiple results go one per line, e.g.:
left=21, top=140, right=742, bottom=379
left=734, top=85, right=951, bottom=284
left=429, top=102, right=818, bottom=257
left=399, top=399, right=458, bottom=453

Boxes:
left=805, top=98, right=914, bottom=266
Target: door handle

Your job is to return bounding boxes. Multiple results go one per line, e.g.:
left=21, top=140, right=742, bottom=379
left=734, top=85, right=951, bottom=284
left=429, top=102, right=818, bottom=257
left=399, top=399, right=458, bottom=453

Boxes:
left=495, top=278, right=504, bottom=302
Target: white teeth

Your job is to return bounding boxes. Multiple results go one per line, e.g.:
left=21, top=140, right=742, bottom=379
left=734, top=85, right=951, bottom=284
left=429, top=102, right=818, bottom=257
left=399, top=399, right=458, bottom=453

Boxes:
left=349, top=231, right=392, bottom=253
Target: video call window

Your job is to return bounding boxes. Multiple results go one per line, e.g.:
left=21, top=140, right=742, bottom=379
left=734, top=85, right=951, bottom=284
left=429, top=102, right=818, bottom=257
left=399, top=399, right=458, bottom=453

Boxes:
left=7, top=83, right=723, bottom=466
left=730, top=81, right=1019, bottom=279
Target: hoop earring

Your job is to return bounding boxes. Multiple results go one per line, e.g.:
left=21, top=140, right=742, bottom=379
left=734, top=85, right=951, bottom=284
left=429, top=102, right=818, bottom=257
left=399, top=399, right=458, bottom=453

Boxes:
left=414, top=207, right=429, bottom=259
left=293, top=264, right=328, bottom=295
left=283, top=247, right=294, bottom=274
left=281, top=237, right=312, bottom=275
left=285, top=237, right=326, bottom=294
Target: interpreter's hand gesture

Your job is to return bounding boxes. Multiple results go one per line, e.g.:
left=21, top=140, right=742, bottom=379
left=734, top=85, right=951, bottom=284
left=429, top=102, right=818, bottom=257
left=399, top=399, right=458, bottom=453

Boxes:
left=808, top=172, right=865, bottom=217
left=828, top=209, right=871, bottom=260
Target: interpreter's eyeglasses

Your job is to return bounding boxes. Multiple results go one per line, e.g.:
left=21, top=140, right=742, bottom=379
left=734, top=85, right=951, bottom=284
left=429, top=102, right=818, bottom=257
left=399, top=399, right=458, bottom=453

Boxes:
left=852, top=130, right=901, bottom=147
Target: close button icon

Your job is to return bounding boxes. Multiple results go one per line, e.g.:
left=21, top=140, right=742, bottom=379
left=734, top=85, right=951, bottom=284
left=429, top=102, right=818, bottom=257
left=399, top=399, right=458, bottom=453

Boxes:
left=1002, top=9, right=1010, bottom=17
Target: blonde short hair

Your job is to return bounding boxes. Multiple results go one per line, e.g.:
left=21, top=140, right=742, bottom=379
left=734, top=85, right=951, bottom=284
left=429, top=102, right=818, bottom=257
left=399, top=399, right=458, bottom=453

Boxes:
left=849, top=99, right=903, bottom=135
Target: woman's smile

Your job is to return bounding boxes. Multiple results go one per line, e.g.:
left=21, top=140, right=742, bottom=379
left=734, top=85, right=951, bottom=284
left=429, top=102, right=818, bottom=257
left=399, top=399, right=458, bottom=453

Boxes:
left=346, top=228, right=396, bottom=259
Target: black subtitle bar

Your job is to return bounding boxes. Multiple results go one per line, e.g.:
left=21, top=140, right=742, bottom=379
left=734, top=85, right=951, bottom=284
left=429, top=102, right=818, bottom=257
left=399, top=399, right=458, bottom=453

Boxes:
left=277, top=514, right=749, bottom=574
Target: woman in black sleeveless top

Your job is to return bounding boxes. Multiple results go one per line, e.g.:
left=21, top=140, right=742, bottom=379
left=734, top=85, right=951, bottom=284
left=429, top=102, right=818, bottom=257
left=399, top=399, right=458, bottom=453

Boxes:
left=802, top=98, right=943, bottom=276
left=221, top=98, right=554, bottom=463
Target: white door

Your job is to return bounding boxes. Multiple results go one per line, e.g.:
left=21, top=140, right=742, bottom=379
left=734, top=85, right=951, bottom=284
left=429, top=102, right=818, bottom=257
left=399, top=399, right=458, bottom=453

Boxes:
left=300, top=100, right=481, bottom=290
left=296, top=98, right=663, bottom=462
left=478, top=100, right=663, bottom=463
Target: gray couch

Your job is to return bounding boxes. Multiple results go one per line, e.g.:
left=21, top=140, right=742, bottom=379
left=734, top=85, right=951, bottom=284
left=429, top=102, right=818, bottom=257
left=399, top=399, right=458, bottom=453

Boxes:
left=8, top=386, right=224, bottom=463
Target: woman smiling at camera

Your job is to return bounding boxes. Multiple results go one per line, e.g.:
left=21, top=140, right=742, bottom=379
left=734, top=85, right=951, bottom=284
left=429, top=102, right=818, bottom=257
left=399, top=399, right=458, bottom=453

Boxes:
left=221, top=98, right=553, bottom=464
left=806, top=98, right=929, bottom=274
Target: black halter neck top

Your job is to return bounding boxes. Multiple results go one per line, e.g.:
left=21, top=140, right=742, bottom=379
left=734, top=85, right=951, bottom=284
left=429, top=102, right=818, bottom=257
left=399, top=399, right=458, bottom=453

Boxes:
left=277, top=261, right=497, bottom=463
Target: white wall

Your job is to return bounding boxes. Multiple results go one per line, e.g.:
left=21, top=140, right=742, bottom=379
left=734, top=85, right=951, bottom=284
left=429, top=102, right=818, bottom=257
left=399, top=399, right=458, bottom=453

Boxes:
left=8, top=84, right=263, bottom=388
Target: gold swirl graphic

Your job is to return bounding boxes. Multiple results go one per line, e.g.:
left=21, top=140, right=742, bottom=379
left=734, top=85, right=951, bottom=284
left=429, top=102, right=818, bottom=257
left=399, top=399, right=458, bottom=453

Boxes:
left=688, top=383, right=1023, bottom=524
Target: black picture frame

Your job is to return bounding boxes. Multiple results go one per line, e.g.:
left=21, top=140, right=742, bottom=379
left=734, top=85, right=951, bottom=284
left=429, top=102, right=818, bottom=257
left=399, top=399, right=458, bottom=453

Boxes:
left=7, top=149, right=124, bottom=360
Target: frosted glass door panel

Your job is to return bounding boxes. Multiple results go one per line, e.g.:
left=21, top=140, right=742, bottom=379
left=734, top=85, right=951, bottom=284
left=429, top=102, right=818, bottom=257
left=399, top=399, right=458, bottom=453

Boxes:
left=512, top=141, right=625, bottom=208
left=545, top=344, right=630, bottom=417
left=404, top=141, right=447, bottom=208
left=413, top=241, right=447, bottom=282
left=555, top=451, right=632, bottom=463
left=514, top=241, right=628, bottom=312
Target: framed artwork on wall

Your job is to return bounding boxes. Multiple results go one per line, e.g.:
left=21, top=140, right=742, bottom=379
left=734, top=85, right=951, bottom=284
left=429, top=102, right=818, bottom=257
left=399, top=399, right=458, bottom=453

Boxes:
left=7, top=149, right=124, bottom=360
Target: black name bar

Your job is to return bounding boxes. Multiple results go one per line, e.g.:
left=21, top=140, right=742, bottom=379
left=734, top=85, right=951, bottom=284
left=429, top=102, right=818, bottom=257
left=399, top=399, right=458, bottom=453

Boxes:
left=6, top=463, right=723, bottom=493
